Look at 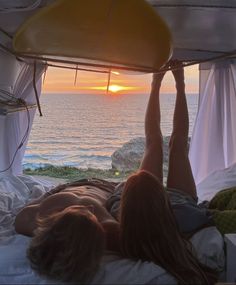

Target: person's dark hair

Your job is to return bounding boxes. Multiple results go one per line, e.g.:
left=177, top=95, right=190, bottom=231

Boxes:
left=27, top=207, right=105, bottom=283
left=120, top=170, right=217, bottom=285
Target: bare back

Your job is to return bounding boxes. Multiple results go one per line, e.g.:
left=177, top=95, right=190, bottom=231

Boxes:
left=15, top=184, right=116, bottom=237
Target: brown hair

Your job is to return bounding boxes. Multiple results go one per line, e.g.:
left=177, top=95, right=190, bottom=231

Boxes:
left=27, top=207, right=105, bottom=283
left=120, top=170, right=217, bottom=284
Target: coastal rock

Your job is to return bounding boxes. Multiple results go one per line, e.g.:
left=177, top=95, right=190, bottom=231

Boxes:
left=111, top=137, right=145, bottom=171
left=111, top=136, right=171, bottom=172
left=111, top=136, right=190, bottom=178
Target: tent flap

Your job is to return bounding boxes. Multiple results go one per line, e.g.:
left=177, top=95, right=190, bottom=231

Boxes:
left=0, top=49, right=44, bottom=176
left=189, top=59, right=236, bottom=192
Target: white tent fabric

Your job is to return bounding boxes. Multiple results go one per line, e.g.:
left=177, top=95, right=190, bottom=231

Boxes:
left=149, top=0, right=236, bottom=60
left=0, top=49, right=44, bottom=177
left=189, top=59, right=236, bottom=189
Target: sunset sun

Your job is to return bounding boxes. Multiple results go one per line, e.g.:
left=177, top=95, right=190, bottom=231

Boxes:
left=108, top=85, right=124, bottom=93
left=89, top=84, right=137, bottom=94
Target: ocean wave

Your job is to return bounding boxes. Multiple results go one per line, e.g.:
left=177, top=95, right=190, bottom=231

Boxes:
left=23, top=154, right=112, bottom=170
left=23, top=160, right=111, bottom=170
left=23, top=153, right=67, bottom=160
left=68, top=154, right=111, bottom=160
left=23, top=162, right=53, bottom=170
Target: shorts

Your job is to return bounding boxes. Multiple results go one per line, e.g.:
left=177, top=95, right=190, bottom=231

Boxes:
left=106, top=183, right=214, bottom=235
left=167, top=188, right=214, bottom=235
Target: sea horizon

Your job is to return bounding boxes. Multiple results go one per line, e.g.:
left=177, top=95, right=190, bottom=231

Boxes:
left=24, top=92, right=198, bottom=170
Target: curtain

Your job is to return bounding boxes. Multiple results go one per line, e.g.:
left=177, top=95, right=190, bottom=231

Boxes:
left=0, top=50, right=45, bottom=176
left=189, top=59, right=236, bottom=187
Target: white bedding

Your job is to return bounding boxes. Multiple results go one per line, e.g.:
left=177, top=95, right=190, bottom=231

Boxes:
left=0, top=230, right=224, bottom=285
left=0, top=174, right=55, bottom=241
left=197, top=162, right=236, bottom=201
left=0, top=174, right=225, bottom=284
left=0, top=234, right=177, bottom=285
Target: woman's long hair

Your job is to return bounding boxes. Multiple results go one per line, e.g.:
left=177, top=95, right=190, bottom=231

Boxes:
left=120, top=170, right=217, bottom=284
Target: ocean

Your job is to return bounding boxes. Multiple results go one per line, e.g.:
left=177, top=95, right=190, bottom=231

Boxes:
left=23, top=93, right=198, bottom=170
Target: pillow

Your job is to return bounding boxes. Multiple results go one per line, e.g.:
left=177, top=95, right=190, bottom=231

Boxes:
left=0, top=235, right=56, bottom=284
left=0, top=227, right=224, bottom=284
left=0, top=235, right=176, bottom=285
left=92, top=254, right=176, bottom=285
left=190, top=226, right=225, bottom=272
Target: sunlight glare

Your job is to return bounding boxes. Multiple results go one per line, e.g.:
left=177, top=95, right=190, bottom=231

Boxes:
left=109, top=85, right=123, bottom=93
left=89, top=84, right=137, bottom=94
left=111, top=71, right=120, bottom=75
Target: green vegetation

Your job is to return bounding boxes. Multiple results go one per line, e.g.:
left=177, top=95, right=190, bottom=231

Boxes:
left=23, top=166, right=133, bottom=182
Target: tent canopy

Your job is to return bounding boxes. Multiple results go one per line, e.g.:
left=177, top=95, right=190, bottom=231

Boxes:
left=0, top=0, right=235, bottom=62
left=149, top=0, right=236, bottom=60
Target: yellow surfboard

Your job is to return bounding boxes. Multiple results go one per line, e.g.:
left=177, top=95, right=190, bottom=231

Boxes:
left=13, top=0, right=172, bottom=73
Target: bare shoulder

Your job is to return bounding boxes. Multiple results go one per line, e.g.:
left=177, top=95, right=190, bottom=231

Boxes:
left=15, top=204, right=40, bottom=236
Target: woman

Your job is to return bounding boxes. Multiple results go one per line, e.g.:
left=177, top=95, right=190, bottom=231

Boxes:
left=119, top=63, right=218, bottom=284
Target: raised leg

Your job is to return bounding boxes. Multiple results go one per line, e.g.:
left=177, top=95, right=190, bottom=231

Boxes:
left=167, top=64, right=197, bottom=199
left=139, top=72, right=165, bottom=183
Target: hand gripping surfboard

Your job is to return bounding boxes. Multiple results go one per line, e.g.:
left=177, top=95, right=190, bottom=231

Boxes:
left=13, top=0, right=172, bottom=73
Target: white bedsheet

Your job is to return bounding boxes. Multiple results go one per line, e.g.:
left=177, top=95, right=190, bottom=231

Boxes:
left=197, top=162, right=236, bottom=201
left=0, top=174, right=55, bottom=241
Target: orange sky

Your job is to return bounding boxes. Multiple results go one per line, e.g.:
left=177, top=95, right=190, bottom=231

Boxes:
left=42, top=65, right=199, bottom=95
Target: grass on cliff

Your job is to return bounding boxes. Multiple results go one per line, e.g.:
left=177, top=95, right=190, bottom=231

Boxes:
left=23, top=166, right=134, bottom=182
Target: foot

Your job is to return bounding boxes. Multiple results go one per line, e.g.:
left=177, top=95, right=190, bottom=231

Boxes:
left=170, top=60, right=185, bottom=89
left=151, top=70, right=166, bottom=91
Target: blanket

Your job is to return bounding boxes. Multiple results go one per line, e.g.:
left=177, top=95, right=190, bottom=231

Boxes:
left=209, top=187, right=236, bottom=234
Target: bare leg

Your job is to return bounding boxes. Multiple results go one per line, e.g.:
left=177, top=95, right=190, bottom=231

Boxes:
left=139, top=72, right=165, bottom=183
left=167, top=64, right=197, bottom=199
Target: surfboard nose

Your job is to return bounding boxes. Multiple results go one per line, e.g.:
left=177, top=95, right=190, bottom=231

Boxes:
left=13, top=0, right=172, bottom=73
